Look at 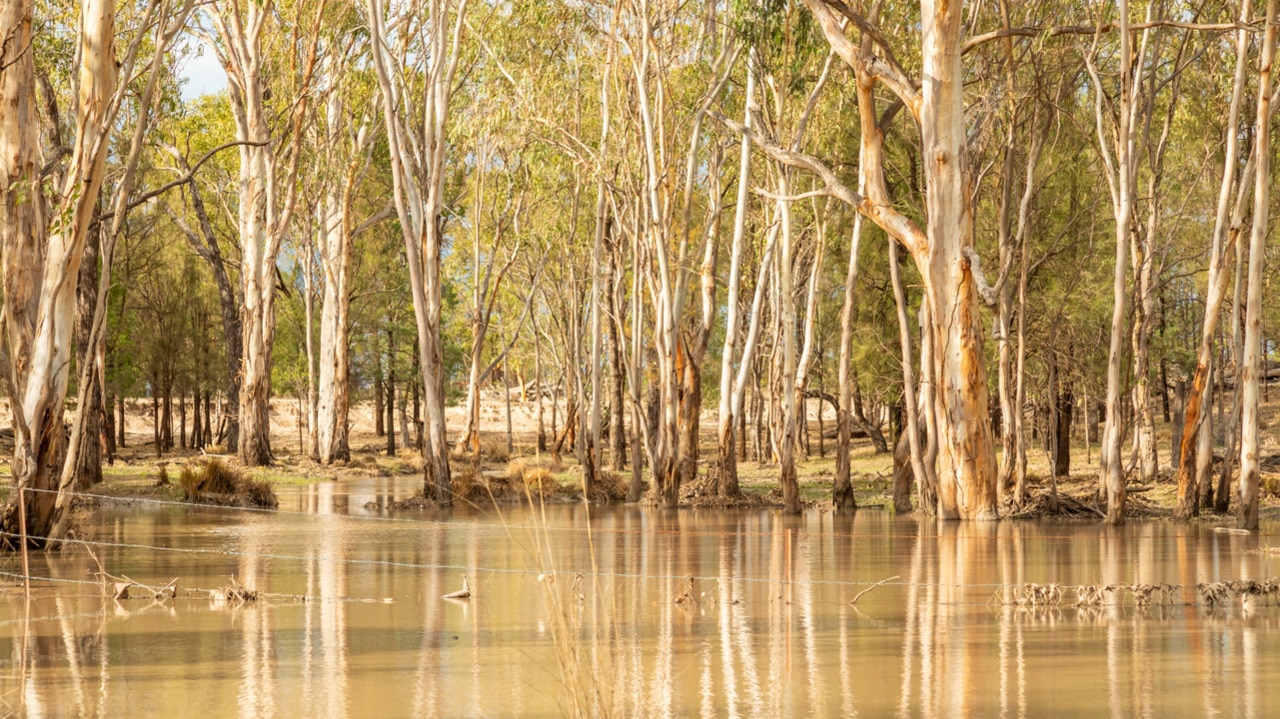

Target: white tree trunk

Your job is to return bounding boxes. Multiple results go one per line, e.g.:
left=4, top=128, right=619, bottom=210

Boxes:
left=1, top=0, right=116, bottom=540
left=1239, top=0, right=1277, bottom=531
left=716, top=59, right=755, bottom=498
left=210, top=0, right=319, bottom=466
left=917, top=0, right=998, bottom=519
left=1177, top=0, right=1253, bottom=516
left=367, top=0, right=468, bottom=501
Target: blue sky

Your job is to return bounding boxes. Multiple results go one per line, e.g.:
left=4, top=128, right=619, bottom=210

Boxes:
left=178, top=40, right=227, bottom=100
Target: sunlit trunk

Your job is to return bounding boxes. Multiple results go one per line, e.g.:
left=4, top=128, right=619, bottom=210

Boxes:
left=1175, top=1, right=1251, bottom=518
left=1, top=0, right=115, bottom=540
left=1087, top=0, right=1148, bottom=525
left=716, top=60, right=755, bottom=498
left=792, top=0, right=998, bottom=520
left=1238, top=0, right=1277, bottom=531
left=917, top=0, right=998, bottom=519
left=211, top=1, right=319, bottom=467
left=776, top=173, right=800, bottom=515
left=367, top=0, right=467, bottom=501
left=316, top=84, right=364, bottom=465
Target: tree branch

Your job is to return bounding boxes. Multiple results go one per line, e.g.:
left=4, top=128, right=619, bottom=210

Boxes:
left=963, top=21, right=1257, bottom=54
left=102, top=140, right=268, bottom=223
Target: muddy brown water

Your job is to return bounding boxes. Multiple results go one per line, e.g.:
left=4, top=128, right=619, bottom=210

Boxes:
left=1, top=477, right=1277, bottom=717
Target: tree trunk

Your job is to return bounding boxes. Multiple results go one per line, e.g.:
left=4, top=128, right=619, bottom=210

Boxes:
left=374, top=346, right=385, bottom=437
left=1238, top=0, right=1276, bottom=531
left=300, top=219, right=317, bottom=459
left=315, top=75, right=364, bottom=466
left=1087, top=0, right=1137, bottom=525
left=161, top=383, right=173, bottom=452
left=74, top=219, right=103, bottom=488
left=833, top=167, right=867, bottom=511
left=892, top=428, right=914, bottom=513
left=889, top=238, right=927, bottom=516
left=1176, top=4, right=1253, bottom=517
left=607, top=244, right=627, bottom=470
left=790, top=0, right=998, bottom=520
left=386, top=329, right=396, bottom=458
left=152, top=394, right=160, bottom=457
left=366, top=0, right=462, bottom=503
left=0, top=0, right=116, bottom=542
left=1055, top=390, right=1073, bottom=478
left=775, top=174, right=801, bottom=515
left=1218, top=229, right=1247, bottom=514
left=535, top=330, right=546, bottom=453
left=1130, top=241, right=1158, bottom=483
left=190, top=386, right=200, bottom=447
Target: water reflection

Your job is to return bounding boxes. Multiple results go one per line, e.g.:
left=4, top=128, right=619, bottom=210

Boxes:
left=2, top=489, right=1280, bottom=716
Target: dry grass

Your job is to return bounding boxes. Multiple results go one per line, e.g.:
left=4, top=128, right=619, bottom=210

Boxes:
left=481, top=438, right=510, bottom=463
left=507, top=461, right=568, bottom=500
left=180, top=459, right=278, bottom=509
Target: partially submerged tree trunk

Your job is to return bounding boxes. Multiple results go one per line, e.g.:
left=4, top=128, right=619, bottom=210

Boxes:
left=716, top=59, right=757, bottom=498
left=1086, top=1, right=1144, bottom=525
left=314, top=148, right=356, bottom=464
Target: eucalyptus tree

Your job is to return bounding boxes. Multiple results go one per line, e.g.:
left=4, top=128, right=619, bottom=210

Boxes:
left=724, top=0, right=1006, bottom=518
left=366, top=0, right=470, bottom=501
left=611, top=0, right=737, bottom=507
left=313, top=39, right=380, bottom=465
left=1, top=0, right=191, bottom=541
left=1176, top=0, right=1258, bottom=517
left=198, top=0, right=324, bottom=466
left=1238, top=0, right=1277, bottom=531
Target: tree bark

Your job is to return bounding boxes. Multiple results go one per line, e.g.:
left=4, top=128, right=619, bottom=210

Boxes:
left=1176, top=2, right=1253, bottom=517
left=1238, top=0, right=1276, bottom=531
left=1085, top=0, right=1145, bottom=525
left=607, top=235, right=627, bottom=470
left=1, top=0, right=116, bottom=542
left=386, top=329, right=396, bottom=457
left=717, top=83, right=753, bottom=494
left=74, top=219, right=104, bottom=488
left=367, top=0, right=466, bottom=503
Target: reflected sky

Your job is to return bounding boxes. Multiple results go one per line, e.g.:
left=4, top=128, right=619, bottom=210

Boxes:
left=1, top=478, right=1278, bottom=717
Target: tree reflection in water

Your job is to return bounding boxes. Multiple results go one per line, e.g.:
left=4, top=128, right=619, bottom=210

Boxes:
left=1, top=498, right=1277, bottom=717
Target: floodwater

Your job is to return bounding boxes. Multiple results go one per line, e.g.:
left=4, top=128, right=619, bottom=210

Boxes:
left=1, top=478, right=1278, bottom=718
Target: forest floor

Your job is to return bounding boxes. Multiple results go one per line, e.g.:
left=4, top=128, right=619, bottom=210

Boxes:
left=22, top=393, right=1280, bottom=522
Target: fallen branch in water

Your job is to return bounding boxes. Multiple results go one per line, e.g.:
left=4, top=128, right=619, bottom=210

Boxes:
left=850, top=574, right=899, bottom=604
